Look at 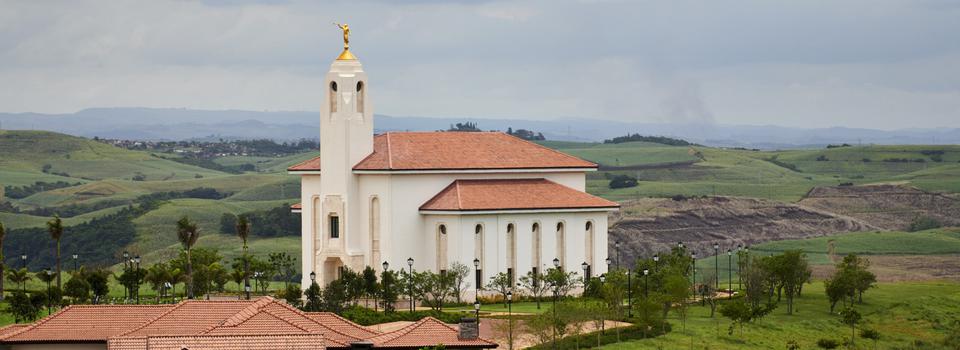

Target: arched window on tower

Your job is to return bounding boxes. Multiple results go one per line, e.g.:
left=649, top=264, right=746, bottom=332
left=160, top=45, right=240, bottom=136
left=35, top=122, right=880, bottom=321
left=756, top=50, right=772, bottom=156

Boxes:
left=356, top=81, right=365, bottom=113
left=556, top=222, right=566, bottom=270
left=474, top=224, right=484, bottom=285
left=437, top=224, right=448, bottom=273
left=370, top=196, right=380, bottom=268
left=585, top=221, right=594, bottom=277
left=531, top=222, right=541, bottom=275
left=329, top=81, right=338, bottom=113
left=507, top=223, right=516, bottom=284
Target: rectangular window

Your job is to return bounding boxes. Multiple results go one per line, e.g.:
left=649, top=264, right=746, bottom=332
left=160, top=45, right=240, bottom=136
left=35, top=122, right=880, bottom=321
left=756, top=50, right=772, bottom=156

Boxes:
left=329, top=215, right=340, bottom=238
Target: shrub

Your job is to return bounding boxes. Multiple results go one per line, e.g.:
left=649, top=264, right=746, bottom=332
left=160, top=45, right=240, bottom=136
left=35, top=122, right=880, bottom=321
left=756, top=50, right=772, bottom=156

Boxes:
left=608, top=175, right=638, bottom=189
left=908, top=216, right=941, bottom=232
left=339, top=305, right=464, bottom=326
left=816, top=338, right=840, bottom=349
left=816, top=155, right=829, bottom=161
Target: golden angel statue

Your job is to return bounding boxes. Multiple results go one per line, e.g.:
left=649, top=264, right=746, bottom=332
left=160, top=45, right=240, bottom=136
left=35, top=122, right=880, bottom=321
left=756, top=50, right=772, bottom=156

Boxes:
left=335, top=23, right=350, bottom=49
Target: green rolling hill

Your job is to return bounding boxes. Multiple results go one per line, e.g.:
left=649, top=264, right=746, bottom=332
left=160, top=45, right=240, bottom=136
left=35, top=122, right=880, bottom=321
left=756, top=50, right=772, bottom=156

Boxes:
left=1, top=130, right=959, bottom=274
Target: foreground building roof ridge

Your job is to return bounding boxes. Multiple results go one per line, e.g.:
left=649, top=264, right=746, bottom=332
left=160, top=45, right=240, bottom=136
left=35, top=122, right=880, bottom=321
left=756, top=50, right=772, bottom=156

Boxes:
left=114, top=298, right=194, bottom=337
left=261, top=298, right=375, bottom=342
left=366, top=316, right=497, bottom=348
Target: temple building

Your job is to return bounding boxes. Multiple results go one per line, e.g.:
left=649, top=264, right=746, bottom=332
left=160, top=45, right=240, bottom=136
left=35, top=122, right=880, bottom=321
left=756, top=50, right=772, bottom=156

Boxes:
left=289, top=33, right=619, bottom=289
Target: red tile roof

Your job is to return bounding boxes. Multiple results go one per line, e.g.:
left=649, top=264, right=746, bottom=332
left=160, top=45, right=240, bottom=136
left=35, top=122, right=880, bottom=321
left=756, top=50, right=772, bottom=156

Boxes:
left=109, top=334, right=326, bottom=350
left=291, top=203, right=302, bottom=210
left=288, top=155, right=322, bottom=171
left=0, top=304, right=174, bottom=343
left=420, top=178, right=620, bottom=212
left=2, top=297, right=496, bottom=349
left=354, top=132, right=596, bottom=171
left=366, top=317, right=496, bottom=349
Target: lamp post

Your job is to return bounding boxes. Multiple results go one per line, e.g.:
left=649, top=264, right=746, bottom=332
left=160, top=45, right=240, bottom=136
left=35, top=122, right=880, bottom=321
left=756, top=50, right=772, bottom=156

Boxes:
left=678, top=241, right=684, bottom=249
left=627, top=264, right=632, bottom=318
left=19, top=254, right=27, bottom=291
left=474, top=300, right=481, bottom=323
left=713, top=242, right=720, bottom=290
left=244, top=283, right=251, bottom=300
left=407, top=257, right=414, bottom=312
left=580, top=262, right=589, bottom=296
left=506, top=290, right=513, bottom=339
left=653, top=254, right=659, bottom=271
left=599, top=274, right=606, bottom=332
left=727, top=249, right=733, bottom=299
left=473, top=258, right=481, bottom=303
left=550, top=280, right=559, bottom=350
left=642, top=269, right=649, bottom=298
left=605, top=257, right=612, bottom=272
left=134, top=256, right=141, bottom=304
left=72, top=254, right=79, bottom=271
left=122, top=251, right=130, bottom=300
left=44, top=267, right=53, bottom=315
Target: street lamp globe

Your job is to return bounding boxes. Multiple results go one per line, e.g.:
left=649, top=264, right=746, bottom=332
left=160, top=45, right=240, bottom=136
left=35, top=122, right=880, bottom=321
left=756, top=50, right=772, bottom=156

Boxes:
left=599, top=274, right=606, bottom=283
left=713, top=243, right=719, bottom=250
left=134, top=256, right=141, bottom=264
left=605, top=257, right=612, bottom=267
left=737, top=244, right=742, bottom=252
left=382, top=261, right=389, bottom=271
left=653, top=254, right=659, bottom=263
left=474, top=301, right=481, bottom=311
left=678, top=241, right=683, bottom=248
left=643, top=269, right=649, bottom=276
left=552, top=258, right=560, bottom=268
left=473, top=258, right=480, bottom=269
left=728, top=249, right=732, bottom=256
left=72, top=254, right=78, bottom=260
left=407, top=257, right=414, bottom=267
left=506, top=291, right=512, bottom=302
left=581, top=261, right=588, bottom=272
left=123, top=251, right=129, bottom=259
left=309, top=271, right=316, bottom=282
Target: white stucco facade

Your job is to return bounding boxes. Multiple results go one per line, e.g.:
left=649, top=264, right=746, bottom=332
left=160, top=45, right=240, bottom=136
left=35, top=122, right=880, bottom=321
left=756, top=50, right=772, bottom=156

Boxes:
left=294, top=54, right=613, bottom=290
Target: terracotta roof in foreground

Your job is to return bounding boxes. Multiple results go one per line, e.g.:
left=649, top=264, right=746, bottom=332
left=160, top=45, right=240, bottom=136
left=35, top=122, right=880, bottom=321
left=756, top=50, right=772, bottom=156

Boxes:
left=354, top=132, right=597, bottom=171
left=366, top=317, right=496, bottom=349
left=291, top=203, right=302, bottom=210
left=109, top=334, right=325, bottom=350
left=288, top=155, right=321, bottom=172
left=0, top=304, right=175, bottom=343
left=420, top=178, right=620, bottom=212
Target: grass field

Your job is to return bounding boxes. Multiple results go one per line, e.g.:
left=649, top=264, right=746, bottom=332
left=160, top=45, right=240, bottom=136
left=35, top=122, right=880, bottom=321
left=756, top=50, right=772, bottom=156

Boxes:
left=603, top=281, right=960, bottom=350
left=695, top=228, right=960, bottom=283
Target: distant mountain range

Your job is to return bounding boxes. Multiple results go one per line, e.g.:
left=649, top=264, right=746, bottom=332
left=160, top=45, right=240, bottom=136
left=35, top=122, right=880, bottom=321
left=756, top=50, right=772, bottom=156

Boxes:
left=1, top=107, right=958, bottom=149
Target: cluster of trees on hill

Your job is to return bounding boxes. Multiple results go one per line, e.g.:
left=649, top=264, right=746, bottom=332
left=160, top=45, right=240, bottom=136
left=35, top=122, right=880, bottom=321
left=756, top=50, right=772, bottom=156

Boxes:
left=219, top=204, right=299, bottom=237
left=100, top=138, right=318, bottom=158
left=603, top=133, right=695, bottom=146
left=0, top=187, right=228, bottom=218
left=3, top=181, right=82, bottom=199
left=446, top=122, right=481, bottom=132
left=506, top=127, right=545, bottom=141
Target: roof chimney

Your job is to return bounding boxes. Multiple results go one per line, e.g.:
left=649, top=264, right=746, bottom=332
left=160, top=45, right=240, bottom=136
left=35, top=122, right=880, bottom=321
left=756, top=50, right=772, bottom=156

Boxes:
left=458, top=317, right=479, bottom=340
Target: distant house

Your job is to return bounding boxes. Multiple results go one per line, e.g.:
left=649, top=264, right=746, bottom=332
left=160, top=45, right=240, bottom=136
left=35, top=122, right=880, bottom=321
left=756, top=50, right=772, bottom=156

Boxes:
left=0, top=297, right=495, bottom=350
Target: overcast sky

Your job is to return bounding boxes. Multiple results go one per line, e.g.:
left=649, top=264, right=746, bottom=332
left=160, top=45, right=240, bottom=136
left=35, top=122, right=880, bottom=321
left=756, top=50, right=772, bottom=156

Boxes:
left=1, top=0, right=958, bottom=129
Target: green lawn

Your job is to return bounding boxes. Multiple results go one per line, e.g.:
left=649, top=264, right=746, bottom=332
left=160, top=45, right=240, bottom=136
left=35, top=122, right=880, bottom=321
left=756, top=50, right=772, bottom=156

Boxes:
left=602, top=281, right=960, bottom=349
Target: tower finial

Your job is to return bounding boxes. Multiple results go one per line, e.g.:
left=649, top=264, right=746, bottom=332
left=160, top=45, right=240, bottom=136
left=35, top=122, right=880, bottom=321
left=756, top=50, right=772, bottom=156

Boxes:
left=334, top=22, right=357, bottom=60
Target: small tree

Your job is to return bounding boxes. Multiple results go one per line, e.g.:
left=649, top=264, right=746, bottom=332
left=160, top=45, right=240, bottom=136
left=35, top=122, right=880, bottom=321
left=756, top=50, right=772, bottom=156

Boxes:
left=303, top=281, right=323, bottom=312
left=63, top=273, right=91, bottom=303
left=362, top=266, right=379, bottom=309
left=486, top=272, right=512, bottom=308
left=421, top=271, right=454, bottom=311
left=839, top=307, right=861, bottom=347
left=0, top=221, right=5, bottom=301
left=268, top=252, right=297, bottom=289
left=8, top=290, right=42, bottom=322
left=518, top=269, right=548, bottom=309
left=322, top=279, right=349, bottom=313
left=86, top=268, right=110, bottom=304
left=47, top=215, right=64, bottom=291
left=282, top=284, right=302, bottom=307
left=448, top=262, right=470, bottom=304
left=544, top=267, right=580, bottom=297
left=816, top=338, right=840, bottom=349
left=720, top=299, right=752, bottom=337
left=7, top=267, right=32, bottom=291
left=379, top=269, right=399, bottom=312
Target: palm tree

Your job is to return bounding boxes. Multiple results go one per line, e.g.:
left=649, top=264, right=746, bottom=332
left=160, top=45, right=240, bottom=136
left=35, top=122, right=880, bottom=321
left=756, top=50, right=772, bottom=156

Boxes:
left=0, top=221, right=6, bottom=301
left=47, top=215, right=64, bottom=291
left=236, top=215, right=251, bottom=297
left=176, top=216, right=200, bottom=299
left=6, top=267, right=31, bottom=290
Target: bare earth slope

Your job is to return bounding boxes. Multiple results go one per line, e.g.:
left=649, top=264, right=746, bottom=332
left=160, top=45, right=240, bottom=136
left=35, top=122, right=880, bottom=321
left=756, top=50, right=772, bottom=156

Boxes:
left=797, top=184, right=960, bottom=230
left=609, top=196, right=877, bottom=264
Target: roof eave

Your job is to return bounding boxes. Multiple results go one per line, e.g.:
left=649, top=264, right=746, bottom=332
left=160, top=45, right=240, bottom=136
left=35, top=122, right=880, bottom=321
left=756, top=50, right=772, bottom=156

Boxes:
left=353, top=167, right=597, bottom=174
left=420, top=206, right=620, bottom=215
